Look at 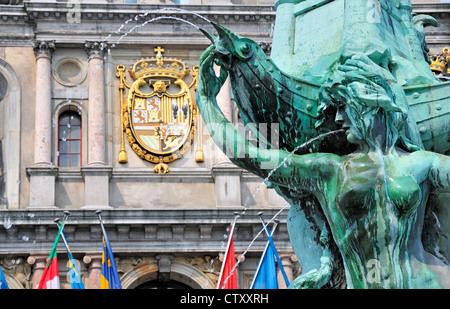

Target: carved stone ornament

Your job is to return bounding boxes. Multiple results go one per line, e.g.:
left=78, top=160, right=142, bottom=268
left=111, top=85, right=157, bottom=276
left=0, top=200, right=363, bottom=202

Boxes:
left=84, top=41, right=107, bottom=60
left=33, top=40, right=56, bottom=59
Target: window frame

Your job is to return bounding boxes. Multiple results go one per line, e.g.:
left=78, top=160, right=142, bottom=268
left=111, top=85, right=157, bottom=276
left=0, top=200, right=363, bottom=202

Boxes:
left=57, top=110, right=82, bottom=167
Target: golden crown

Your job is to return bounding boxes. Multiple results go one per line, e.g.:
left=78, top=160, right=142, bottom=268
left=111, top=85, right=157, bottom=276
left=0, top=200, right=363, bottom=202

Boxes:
left=430, top=47, right=449, bottom=74
left=128, top=46, right=190, bottom=80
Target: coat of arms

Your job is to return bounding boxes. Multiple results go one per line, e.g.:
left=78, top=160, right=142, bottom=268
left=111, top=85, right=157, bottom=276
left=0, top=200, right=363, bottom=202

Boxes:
left=116, top=47, right=202, bottom=173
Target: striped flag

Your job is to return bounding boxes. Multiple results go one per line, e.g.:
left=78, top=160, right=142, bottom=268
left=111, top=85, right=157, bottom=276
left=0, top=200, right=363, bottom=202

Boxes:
left=38, top=222, right=65, bottom=289
left=97, top=211, right=122, bottom=289
left=100, top=235, right=122, bottom=289
left=60, top=230, right=84, bottom=289
left=216, top=220, right=238, bottom=289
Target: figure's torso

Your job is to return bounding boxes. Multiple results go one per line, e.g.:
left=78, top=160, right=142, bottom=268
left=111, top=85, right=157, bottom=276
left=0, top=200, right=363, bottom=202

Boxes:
left=328, top=151, right=427, bottom=288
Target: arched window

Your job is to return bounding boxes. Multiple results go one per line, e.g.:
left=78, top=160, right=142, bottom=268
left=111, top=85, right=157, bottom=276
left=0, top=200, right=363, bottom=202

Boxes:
left=58, top=111, right=82, bottom=167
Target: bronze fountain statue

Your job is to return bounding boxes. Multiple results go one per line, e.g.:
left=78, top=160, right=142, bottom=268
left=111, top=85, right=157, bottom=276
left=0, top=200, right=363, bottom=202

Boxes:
left=196, top=0, right=450, bottom=288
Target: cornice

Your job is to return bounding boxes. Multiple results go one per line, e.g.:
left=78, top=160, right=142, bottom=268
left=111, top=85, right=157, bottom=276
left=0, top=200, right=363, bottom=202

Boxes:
left=20, top=2, right=276, bottom=23
left=1, top=2, right=447, bottom=23
left=0, top=207, right=291, bottom=254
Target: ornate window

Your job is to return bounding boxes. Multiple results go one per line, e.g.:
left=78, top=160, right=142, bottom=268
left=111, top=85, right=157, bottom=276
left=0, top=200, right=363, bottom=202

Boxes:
left=58, top=111, right=82, bottom=167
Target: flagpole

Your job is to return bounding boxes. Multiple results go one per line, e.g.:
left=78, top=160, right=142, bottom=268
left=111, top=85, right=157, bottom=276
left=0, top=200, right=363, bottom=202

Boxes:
left=54, top=219, right=70, bottom=250
left=249, top=215, right=279, bottom=289
left=55, top=212, right=85, bottom=289
left=216, top=212, right=240, bottom=289
left=53, top=211, right=70, bottom=249
left=95, top=210, right=107, bottom=236
left=257, top=212, right=290, bottom=287
left=57, top=211, right=69, bottom=239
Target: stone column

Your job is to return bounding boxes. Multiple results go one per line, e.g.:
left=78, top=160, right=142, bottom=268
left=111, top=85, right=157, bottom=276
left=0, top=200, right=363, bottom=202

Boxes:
left=277, top=253, right=296, bottom=289
left=27, top=41, right=58, bottom=209
left=85, top=41, right=107, bottom=167
left=211, top=64, right=242, bottom=207
left=212, top=64, right=234, bottom=167
left=32, top=40, right=55, bottom=167
left=83, top=253, right=102, bottom=289
left=83, top=42, right=111, bottom=209
left=27, top=254, right=48, bottom=289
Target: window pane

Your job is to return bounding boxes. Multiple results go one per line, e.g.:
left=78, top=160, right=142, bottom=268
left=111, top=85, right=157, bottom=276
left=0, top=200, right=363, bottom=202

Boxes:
left=59, top=114, right=70, bottom=125
left=59, top=140, right=69, bottom=153
left=71, top=140, right=80, bottom=153
left=70, top=114, right=81, bottom=126
left=70, top=126, right=80, bottom=139
left=59, top=154, right=69, bottom=167
left=59, top=127, right=68, bottom=139
left=70, top=154, right=80, bottom=167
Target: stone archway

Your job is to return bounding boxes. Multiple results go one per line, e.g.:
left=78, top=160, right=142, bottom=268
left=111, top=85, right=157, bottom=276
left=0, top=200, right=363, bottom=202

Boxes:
left=120, top=259, right=215, bottom=289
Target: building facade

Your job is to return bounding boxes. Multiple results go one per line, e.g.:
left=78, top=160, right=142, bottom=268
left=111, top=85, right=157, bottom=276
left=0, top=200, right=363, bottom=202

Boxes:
left=0, top=0, right=448, bottom=289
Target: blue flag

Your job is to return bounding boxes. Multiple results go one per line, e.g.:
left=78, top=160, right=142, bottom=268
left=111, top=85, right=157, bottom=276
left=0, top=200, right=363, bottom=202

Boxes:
left=0, top=266, right=9, bottom=289
left=60, top=231, right=85, bottom=289
left=100, top=231, right=122, bottom=289
left=251, top=243, right=278, bottom=289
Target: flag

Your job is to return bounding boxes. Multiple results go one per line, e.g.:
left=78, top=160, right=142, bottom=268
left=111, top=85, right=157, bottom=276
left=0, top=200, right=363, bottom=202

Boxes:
left=0, top=266, right=9, bottom=289
left=60, top=230, right=84, bottom=289
left=216, top=222, right=238, bottom=289
left=100, top=228, right=121, bottom=289
left=260, top=223, right=290, bottom=287
left=251, top=243, right=278, bottom=289
left=38, top=222, right=64, bottom=289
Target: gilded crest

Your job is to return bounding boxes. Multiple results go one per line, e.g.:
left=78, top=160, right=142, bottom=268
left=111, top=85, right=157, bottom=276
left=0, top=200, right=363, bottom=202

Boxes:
left=116, top=47, right=202, bottom=173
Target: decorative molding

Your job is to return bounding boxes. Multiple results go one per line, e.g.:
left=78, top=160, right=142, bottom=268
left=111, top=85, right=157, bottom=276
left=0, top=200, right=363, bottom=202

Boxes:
left=32, top=40, right=55, bottom=59
left=84, top=41, right=107, bottom=60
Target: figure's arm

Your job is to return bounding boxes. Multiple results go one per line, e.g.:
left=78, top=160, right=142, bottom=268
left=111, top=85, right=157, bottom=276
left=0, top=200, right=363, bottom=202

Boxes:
left=429, top=153, right=450, bottom=191
left=403, top=151, right=450, bottom=191
left=196, top=47, right=341, bottom=189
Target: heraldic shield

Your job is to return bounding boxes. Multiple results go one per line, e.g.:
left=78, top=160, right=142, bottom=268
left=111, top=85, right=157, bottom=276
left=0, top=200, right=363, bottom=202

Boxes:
left=116, top=47, right=202, bottom=173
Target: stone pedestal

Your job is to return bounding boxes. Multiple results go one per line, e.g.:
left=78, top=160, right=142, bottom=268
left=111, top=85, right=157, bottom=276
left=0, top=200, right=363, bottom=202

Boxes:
left=27, top=167, right=58, bottom=209
left=212, top=166, right=242, bottom=207
left=81, top=166, right=112, bottom=209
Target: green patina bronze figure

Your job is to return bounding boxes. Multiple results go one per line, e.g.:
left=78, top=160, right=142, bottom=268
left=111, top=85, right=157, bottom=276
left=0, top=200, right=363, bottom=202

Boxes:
left=196, top=0, right=450, bottom=288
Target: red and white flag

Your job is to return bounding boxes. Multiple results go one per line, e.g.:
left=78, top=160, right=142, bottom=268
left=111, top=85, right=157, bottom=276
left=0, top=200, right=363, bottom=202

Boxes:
left=38, top=222, right=64, bottom=289
left=216, top=221, right=238, bottom=289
